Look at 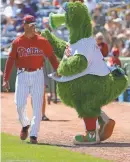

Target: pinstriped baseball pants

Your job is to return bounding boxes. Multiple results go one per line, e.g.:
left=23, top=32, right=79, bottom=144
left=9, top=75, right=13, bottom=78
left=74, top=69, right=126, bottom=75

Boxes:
left=15, top=69, right=44, bottom=137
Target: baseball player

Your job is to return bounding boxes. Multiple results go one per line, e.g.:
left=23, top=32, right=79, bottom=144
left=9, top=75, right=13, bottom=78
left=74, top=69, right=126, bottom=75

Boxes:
left=2, top=15, right=59, bottom=144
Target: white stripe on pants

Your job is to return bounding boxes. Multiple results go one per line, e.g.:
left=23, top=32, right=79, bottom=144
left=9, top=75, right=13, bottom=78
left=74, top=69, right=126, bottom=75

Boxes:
left=15, top=69, right=44, bottom=137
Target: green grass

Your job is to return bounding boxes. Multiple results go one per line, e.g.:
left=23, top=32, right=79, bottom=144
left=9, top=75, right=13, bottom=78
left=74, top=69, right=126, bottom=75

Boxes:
left=1, top=133, right=112, bottom=162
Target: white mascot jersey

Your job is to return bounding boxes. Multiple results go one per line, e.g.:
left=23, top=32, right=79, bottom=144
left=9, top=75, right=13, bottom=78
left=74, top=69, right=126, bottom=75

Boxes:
left=49, top=37, right=110, bottom=82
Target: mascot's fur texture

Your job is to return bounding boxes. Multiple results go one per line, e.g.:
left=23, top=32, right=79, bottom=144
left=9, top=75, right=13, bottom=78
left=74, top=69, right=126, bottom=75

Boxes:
left=42, top=2, right=128, bottom=144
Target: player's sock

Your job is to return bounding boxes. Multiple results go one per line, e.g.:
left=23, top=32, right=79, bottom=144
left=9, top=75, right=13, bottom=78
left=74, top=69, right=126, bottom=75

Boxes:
left=83, top=117, right=98, bottom=131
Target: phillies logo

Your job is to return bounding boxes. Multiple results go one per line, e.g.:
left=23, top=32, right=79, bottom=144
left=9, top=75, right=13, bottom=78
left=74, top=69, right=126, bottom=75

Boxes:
left=17, top=47, right=44, bottom=57
left=88, top=131, right=96, bottom=139
left=17, top=47, right=27, bottom=57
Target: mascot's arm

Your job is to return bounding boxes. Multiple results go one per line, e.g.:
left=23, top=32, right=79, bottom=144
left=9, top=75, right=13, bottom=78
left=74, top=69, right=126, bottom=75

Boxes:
left=41, top=29, right=66, bottom=61
left=57, top=54, right=88, bottom=76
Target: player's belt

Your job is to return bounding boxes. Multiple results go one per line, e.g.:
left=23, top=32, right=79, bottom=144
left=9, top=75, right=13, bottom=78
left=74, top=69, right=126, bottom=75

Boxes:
left=18, top=67, right=43, bottom=72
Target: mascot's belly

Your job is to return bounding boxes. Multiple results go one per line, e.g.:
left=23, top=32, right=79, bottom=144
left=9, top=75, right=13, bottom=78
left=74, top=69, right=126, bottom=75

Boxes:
left=57, top=72, right=128, bottom=117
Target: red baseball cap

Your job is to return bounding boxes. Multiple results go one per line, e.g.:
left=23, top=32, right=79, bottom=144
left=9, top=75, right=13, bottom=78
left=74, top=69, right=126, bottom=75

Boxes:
left=23, top=15, right=36, bottom=25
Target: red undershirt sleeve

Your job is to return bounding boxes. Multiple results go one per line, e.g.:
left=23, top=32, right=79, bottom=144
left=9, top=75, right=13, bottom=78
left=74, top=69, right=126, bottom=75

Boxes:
left=3, top=41, right=17, bottom=81
left=43, top=39, right=59, bottom=70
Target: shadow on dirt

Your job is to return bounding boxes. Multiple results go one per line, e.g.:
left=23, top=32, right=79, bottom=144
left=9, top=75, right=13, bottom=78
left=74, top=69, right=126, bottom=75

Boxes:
left=37, top=143, right=74, bottom=147
left=75, top=142, right=130, bottom=148
left=48, top=120, right=71, bottom=122
left=36, top=142, right=130, bottom=148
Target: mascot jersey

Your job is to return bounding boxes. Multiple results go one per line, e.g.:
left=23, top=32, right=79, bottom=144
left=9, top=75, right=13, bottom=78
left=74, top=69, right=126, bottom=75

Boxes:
left=49, top=37, right=110, bottom=82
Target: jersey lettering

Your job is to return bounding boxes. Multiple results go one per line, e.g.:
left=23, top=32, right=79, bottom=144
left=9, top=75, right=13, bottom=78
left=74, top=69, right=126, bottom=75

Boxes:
left=17, top=47, right=44, bottom=57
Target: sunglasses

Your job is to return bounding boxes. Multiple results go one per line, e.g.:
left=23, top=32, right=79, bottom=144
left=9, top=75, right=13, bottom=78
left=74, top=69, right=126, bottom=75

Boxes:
left=24, top=21, right=36, bottom=25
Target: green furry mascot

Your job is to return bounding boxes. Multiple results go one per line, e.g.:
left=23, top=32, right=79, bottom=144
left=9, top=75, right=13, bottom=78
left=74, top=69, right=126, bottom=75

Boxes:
left=41, top=2, right=128, bottom=145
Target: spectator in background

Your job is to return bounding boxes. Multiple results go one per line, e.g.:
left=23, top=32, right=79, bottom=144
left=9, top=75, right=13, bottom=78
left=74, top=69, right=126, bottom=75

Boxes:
left=118, top=38, right=125, bottom=55
left=125, top=10, right=130, bottom=28
left=125, top=29, right=130, bottom=41
left=104, top=17, right=114, bottom=34
left=39, top=0, right=52, bottom=8
left=112, top=18, right=125, bottom=36
left=14, top=8, right=24, bottom=34
left=103, top=17, right=114, bottom=47
left=110, top=10, right=118, bottom=20
left=107, top=48, right=121, bottom=67
left=96, top=32, right=109, bottom=57
left=3, top=0, right=17, bottom=19
left=52, top=0, right=61, bottom=7
left=92, top=5, right=106, bottom=34
left=57, top=0, right=66, bottom=14
left=84, top=0, right=96, bottom=14
left=3, top=0, right=17, bottom=34
left=111, top=37, right=125, bottom=58
left=24, top=0, right=39, bottom=12
left=124, top=30, right=130, bottom=55
left=43, top=17, right=52, bottom=31
left=14, top=0, right=36, bottom=17
left=121, top=40, right=130, bottom=57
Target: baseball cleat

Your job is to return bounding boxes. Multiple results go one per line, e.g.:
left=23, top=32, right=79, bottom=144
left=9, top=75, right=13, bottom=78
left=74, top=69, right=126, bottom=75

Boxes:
left=20, top=125, right=30, bottom=140
left=99, top=111, right=115, bottom=141
left=41, top=115, right=50, bottom=121
left=30, top=136, right=38, bottom=144
left=73, top=130, right=100, bottom=145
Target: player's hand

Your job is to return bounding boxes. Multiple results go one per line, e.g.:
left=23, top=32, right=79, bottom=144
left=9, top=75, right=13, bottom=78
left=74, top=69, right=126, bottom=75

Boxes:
left=2, top=81, right=10, bottom=92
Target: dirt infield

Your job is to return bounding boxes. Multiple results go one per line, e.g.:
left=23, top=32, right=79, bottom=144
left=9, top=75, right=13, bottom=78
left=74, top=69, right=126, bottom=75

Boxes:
left=1, top=92, right=130, bottom=162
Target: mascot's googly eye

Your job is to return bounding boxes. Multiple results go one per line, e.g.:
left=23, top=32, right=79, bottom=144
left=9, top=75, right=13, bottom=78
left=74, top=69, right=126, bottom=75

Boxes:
left=62, top=2, right=68, bottom=12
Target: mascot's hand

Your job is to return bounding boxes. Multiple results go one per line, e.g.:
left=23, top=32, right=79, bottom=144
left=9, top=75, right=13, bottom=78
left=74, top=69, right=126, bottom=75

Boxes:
left=57, top=54, right=88, bottom=76
left=41, top=29, right=51, bottom=40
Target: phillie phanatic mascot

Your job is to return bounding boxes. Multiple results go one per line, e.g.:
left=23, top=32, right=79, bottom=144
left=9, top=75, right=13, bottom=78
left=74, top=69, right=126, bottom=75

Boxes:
left=42, top=2, right=128, bottom=144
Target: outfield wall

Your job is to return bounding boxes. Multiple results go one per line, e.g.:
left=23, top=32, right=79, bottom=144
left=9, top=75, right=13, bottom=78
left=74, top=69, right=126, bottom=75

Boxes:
left=1, top=56, right=130, bottom=93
